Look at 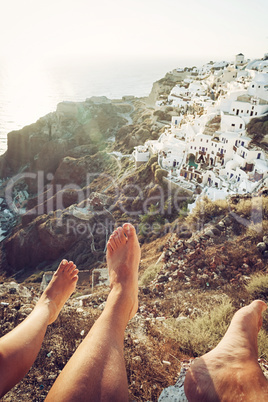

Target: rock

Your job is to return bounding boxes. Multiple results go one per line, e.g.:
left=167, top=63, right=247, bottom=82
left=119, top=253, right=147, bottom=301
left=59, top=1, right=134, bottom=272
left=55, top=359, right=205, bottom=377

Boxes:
left=176, top=316, right=188, bottom=321
left=263, top=236, right=268, bottom=246
left=263, top=250, right=268, bottom=259
left=179, top=231, right=192, bottom=239
left=211, top=227, right=221, bottom=236
left=142, top=287, right=150, bottom=295
left=133, top=356, right=142, bottom=364
left=257, top=242, right=267, bottom=253
left=162, top=360, right=171, bottom=366
left=158, top=275, right=169, bottom=283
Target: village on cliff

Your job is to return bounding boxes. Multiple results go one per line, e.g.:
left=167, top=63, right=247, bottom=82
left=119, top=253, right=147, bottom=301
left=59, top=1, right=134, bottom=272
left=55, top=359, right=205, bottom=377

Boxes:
left=1, top=53, right=268, bottom=243
left=133, top=53, right=268, bottom=208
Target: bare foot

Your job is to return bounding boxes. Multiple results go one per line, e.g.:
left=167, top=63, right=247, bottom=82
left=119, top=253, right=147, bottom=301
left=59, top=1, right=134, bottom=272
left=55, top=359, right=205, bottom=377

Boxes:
left=184, top=300, right=268, bottom=401
left=106, top=223, right=141, bottom=320
left=37, top=260, right=79, bottom=324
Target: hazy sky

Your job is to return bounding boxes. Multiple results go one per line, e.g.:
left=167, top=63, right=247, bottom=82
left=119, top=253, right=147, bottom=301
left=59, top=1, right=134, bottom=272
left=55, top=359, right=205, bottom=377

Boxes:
left=0, top=0, right=267, bottom=65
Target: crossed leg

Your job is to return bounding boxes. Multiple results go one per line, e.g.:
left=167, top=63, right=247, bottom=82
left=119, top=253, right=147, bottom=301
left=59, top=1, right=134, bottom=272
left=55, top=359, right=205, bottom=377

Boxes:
left=0, top=260, right=78, bottom=398
left=184, top=300, right=268, bottom=401
left=46, top=223, right=141, bottom=402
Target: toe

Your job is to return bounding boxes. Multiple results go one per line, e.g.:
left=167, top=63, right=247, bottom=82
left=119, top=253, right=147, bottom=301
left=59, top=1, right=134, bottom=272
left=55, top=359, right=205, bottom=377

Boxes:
left=65, top=261, right=75, bottom=273
left=123, top=223, right=136, bottom=239
left=71, top=268, right=79, bottom=278
left=58, top=259, right=68, bottom=273
left=112, top=230, right=121, bottom=247
left=117, top=227, right=127, bottom=244
left=72, top=275, right=78, bottom=283
left=68, top=264, right=77, bottom=275
left=107, top=241, right=114, bottom=253
left=109, top=235, right=118, bottom=250
left=251, top=300, right=267, bottom=314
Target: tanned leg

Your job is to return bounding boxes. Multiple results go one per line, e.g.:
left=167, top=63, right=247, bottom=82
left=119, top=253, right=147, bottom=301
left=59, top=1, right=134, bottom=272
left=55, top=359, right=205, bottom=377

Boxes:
left=46, top=223, right=141, bottom=402
left=0, top=260, right=78, bottom=398
left=184, top=300, right=268, bottom=401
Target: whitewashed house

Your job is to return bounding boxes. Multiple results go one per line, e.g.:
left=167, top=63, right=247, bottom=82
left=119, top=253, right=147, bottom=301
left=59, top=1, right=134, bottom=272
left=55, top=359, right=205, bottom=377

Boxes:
left=220, top=113, right=245, bottom=132
left=235, top=53, right=245, bottom=68
left=247, top=73, right=268, bottom=102
left=133, top=145, right=150, bottom=166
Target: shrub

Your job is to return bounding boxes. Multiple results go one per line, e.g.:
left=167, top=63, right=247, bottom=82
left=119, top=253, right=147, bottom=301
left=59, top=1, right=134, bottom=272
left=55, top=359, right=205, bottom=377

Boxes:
left=245, top=220, right=268, bottom=242
left=186, top=196, right=228, bottom=225
left=139, top=263, right=163, bottom=287
left=154, top=168, right=168, bottom=183
left=246, top=273, right=268, bottom=299
left=151, top=161, right=159, bottom=173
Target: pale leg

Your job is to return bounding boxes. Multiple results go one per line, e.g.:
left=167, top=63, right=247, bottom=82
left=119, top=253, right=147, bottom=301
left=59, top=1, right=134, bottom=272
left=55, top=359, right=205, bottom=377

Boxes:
left=46, top=223, right=141, bottom=402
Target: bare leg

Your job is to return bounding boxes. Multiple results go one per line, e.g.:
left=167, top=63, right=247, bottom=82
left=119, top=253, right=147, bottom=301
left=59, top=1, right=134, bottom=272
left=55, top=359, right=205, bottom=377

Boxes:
left=0, top=260, right=78, bottom=397
left=184, top=300, right=268, bottom=401
left=46, top=223, right=141, bottom=402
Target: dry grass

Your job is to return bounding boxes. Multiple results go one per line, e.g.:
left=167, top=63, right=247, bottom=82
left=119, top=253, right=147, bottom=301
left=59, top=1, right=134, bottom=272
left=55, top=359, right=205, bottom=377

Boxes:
left=139, top=263, right=163, bottom=287
left=163, top=300, right=235, bottom=356
left=246, top=219, right=268, bottom=241
left=186, top=196, right=228, bottom=225
left=245, top=273, right=268, bottom=299
left=258, top=328, right=268, bottom=359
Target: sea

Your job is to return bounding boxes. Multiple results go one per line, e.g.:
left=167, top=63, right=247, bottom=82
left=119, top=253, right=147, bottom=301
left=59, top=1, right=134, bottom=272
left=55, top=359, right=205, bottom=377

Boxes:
left=0, top=55, right=206, bottom=156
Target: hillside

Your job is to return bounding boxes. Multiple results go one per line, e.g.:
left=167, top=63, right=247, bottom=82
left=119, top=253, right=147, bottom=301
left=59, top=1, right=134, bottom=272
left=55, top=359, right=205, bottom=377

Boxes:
left=1, top=194, right=268, bottom=401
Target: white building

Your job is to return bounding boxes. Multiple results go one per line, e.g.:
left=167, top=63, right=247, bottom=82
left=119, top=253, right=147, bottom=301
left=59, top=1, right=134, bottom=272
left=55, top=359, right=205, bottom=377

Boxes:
left=247, top=73, right=268, bottom=102
left=133, top=145, right=150, bottom=166
left=235, top=53, right=245, bottom=68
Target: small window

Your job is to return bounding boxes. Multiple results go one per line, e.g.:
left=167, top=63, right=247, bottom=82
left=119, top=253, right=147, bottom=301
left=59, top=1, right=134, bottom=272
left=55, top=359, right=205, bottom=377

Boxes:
left=233, top=108, right=235, bottom=112
left=200, top=139, right=202, bottom=142
left=206, top=139, right=208, bottom=143
left=226, top=140, right=228, bottom=143
left=252, top=85, right=255, bottom=88
left=255, top=112, right=257, bottom=115
left=247, top=110, right=249, bottom=113
left=240, top=124, right=243, bottom=129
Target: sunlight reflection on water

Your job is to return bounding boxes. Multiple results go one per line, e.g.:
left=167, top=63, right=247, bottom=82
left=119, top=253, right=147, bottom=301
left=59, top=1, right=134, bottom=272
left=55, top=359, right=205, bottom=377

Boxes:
left=0, top=56, right=202, bottom=155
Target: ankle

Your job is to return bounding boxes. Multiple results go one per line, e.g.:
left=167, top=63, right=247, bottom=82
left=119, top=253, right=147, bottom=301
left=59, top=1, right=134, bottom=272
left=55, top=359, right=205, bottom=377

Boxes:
left=106, top=287, right=137, bottom=323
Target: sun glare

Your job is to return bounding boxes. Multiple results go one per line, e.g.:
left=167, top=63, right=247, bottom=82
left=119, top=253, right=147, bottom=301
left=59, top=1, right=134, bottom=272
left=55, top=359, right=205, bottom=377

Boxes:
left=2, top=60, right=56, bottom=130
